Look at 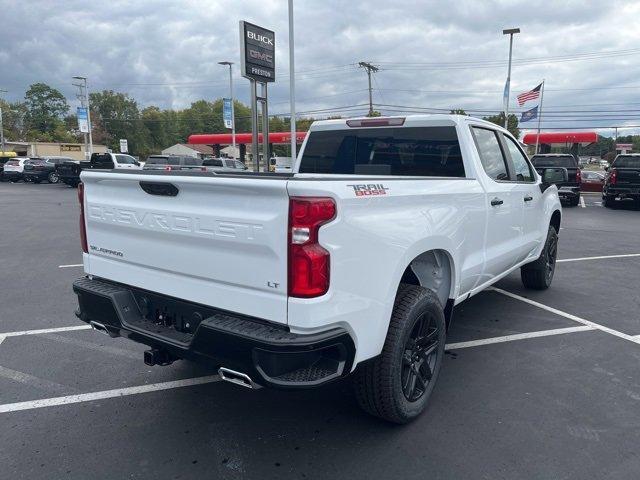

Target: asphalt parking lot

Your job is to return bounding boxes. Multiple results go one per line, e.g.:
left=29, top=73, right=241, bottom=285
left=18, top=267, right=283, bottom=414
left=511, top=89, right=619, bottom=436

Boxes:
left=1, top=182, right=640, bottom=480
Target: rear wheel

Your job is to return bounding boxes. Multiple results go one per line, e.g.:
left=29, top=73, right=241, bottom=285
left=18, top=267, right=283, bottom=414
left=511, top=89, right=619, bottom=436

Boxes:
left=48, top=172, right=59, bottom=184
left=603, top=195, right=615, bottom=208
left=521, top=225, right=558, bottom=290
left=353, top=284, right=446, bottom=424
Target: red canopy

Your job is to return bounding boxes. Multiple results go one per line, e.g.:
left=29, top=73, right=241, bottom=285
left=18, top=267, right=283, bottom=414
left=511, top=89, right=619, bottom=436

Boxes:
left=522, top=131, right=598, bottom=147
left=189, top=132, right=307, bottom=145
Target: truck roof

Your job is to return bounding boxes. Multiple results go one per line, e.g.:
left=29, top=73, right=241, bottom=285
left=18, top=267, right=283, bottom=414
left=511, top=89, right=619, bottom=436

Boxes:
left=308, top=114, right=508, bottom=134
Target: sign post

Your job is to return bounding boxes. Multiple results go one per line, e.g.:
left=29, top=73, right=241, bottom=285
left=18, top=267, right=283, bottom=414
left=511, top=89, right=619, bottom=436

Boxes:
left=119, top=139, right=128, bottom=153
left=240, top=21, right=275, bottom=172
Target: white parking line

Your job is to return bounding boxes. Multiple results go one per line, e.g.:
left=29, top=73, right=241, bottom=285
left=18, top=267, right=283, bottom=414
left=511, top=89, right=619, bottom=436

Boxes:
left=490, top=287, right=640, bottom=345
left=1, top=325, right=91, bottom=338
left=445, top=325, right=595, bottom=350
left=558, top=253, right=640, bottom=263
left=0, top=365, right=71, bottom=394
left=0, top=375, right=221, bottom=414
left=580, top=196, right=586, bottom=208
left=58, top=264, right=83, bottom=268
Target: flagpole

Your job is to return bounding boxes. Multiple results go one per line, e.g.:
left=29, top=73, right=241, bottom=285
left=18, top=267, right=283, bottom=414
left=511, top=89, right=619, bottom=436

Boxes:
left=535, top=79, right=545, bottom=154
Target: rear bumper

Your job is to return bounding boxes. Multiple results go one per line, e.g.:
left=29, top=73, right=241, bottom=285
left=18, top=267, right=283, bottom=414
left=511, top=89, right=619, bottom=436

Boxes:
left=73, top=276, right=355, bottom=389
left=557, top=186, right=580, bottom=200
left=604, top=186, right=640, bottom=199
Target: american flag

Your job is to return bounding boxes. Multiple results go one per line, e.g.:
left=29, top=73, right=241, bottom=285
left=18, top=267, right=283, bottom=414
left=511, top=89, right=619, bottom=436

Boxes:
left=517, top=83, right=542, bottom=106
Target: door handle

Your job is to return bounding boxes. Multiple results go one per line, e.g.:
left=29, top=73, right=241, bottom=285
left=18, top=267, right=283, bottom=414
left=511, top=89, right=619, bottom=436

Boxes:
left=524, top=196, right=533, bottom=202
left=490, top=198, right=504, bottom=206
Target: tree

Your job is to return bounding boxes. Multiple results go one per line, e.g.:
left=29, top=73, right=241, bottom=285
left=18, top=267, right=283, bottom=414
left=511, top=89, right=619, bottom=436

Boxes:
left=482, top=112, right=520, bottom=138
left=24, top=83, right=70, bottom=140
left=89, top=90, right=149, bottom=154
left=450, top=109, right=467, bottom=115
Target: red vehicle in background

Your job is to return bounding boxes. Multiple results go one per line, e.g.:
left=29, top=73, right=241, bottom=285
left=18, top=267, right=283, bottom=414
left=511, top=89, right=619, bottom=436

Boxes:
left=580, top=170, right=605, bottom=192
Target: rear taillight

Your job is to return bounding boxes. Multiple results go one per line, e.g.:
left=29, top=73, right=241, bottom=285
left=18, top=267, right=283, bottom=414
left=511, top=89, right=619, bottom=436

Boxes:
left=576, top=169, right=581, bottom=183
left=609, top=168, right=617, bottom=185
left=78, top=182, right=88, bottom=253
left=288, top=197, right=336, bottom=298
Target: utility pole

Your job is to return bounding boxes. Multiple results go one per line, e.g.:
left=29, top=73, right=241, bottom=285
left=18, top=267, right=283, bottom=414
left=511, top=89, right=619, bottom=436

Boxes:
left=73, top=76, right=93, bottom=158
left=359, top=61, right=379, bottom=116
left=288, top=0, right=297, bottom=162
left=502, top=28, right=520, bottom=128
left=0, top=89, right=7, bottom=154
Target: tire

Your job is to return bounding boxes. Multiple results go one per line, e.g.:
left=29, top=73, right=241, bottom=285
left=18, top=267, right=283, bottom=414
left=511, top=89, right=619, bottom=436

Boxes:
left=569, top=196, right=580, bottom=207
left=521, top=225, right=558, bottom=290
left=603, top=195, right=615, bottom=208
left=48, top=172, right=59, bottom=184
left=353, top=284, right=446, bottom=424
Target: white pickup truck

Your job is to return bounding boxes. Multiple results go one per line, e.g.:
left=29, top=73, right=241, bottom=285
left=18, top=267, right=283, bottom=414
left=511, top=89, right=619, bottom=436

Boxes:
left=73, top=115, right=563, bottom=423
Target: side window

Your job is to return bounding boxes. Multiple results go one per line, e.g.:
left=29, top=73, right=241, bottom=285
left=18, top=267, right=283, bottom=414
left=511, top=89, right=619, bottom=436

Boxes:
left=503, top=135, right=534, bottom=182
left=471, top=127, right=509, bottom=181
left=183, top=157, right=197, bottom=166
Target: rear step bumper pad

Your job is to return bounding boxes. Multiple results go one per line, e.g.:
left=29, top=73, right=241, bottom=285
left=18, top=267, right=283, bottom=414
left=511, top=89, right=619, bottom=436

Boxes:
left=72, top=276, right=355, bottom=389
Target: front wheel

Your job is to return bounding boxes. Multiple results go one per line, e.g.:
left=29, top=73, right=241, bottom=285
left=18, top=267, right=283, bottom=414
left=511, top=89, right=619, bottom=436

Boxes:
left=48, top=172, right=59, bottom=184
left=353, top=284, right=446, bottom=424
left=521, top=225, right=558, bottom=290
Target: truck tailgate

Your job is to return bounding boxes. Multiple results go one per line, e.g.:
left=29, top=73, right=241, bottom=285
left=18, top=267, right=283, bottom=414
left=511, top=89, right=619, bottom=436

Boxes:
left=81, top=171, right=290, bottom=324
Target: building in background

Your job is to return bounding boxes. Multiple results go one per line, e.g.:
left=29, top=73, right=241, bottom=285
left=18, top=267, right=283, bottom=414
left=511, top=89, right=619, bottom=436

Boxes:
left=161, top=143, right=239, bottom=159
left=2, top=141, right=107, bottom=161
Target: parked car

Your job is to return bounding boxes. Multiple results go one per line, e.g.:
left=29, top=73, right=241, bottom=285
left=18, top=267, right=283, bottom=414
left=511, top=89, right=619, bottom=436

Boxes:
left=22, top=156, right=74, bottom=184
left=143, top=155, right=203, bottom=171
left=202, top=157, right=248, bottom=173
left=2, top=157, right=30, bottom=182
left=72, top=114, right=562, bottom=423
left=530, top=153, right=581, bottom=206
left=580, top=170, right=605, bottom=192
left=58, top=153, right=142, bottom=187
left=603, top=154, right=640, bottom=208
left=599, top=160, right=610, bottom=169
left=0, top=152, right=18, bottom=181
left=269, top=156, right=293, bottom=173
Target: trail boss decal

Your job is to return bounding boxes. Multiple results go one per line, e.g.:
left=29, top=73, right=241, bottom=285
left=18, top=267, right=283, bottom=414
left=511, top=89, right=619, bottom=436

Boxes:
left=347, top=184, right=389, bottom=197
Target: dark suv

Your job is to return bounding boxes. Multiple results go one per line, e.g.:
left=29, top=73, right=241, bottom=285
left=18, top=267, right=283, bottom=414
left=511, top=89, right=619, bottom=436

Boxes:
left=23, top=156, right=73, bottom=184
left=530, top=154, right=581, bottom=206
left=603, top=154, right=640, bottom=208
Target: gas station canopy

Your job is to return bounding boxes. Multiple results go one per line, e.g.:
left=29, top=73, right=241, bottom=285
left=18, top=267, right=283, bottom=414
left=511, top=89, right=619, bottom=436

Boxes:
left=522, top=131, right=598, bottom=147
left=188, top=132, right=307, bottom=145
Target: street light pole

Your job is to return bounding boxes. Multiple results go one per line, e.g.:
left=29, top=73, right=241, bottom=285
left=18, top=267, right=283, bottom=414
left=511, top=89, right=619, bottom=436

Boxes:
left=73, top=76, right=93, bottom=157
left=0, top=89, right=7, bottom=154
left=288, top=0, right=297, bottom=163
left=502, top=28, right=520, bottom=129
left=218, top=61, right=236, bottom=157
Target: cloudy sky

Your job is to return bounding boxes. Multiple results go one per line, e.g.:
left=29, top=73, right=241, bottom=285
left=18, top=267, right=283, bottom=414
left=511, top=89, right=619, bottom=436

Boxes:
left=2, top=0, right=640, bottom=136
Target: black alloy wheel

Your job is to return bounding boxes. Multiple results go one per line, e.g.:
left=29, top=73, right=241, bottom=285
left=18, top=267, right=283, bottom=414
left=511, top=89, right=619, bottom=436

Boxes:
left=401, top=312, right=440, bottom=402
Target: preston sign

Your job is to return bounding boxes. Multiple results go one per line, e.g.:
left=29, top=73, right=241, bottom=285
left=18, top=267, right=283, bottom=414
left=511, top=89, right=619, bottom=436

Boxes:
left=240, top=21, right=275, bottom=82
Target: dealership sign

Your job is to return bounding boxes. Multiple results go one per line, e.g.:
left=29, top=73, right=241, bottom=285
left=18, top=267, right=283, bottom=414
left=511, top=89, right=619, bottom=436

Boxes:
left=119, top=139, right=128, bottom=153
left=240, top=21, right=275, bottom=82
left=77, top=107, right=89, bottom=133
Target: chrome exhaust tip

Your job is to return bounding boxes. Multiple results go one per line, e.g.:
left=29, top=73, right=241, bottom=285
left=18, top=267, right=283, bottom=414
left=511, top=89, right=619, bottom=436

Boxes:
left=89, top=321, right=119, bottom=338
left=218, top=367, right=260, bottom=389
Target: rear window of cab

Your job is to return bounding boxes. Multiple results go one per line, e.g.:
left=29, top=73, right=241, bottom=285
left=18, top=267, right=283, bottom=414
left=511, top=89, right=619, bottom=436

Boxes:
left=299, top=126, right=465, bottom=177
